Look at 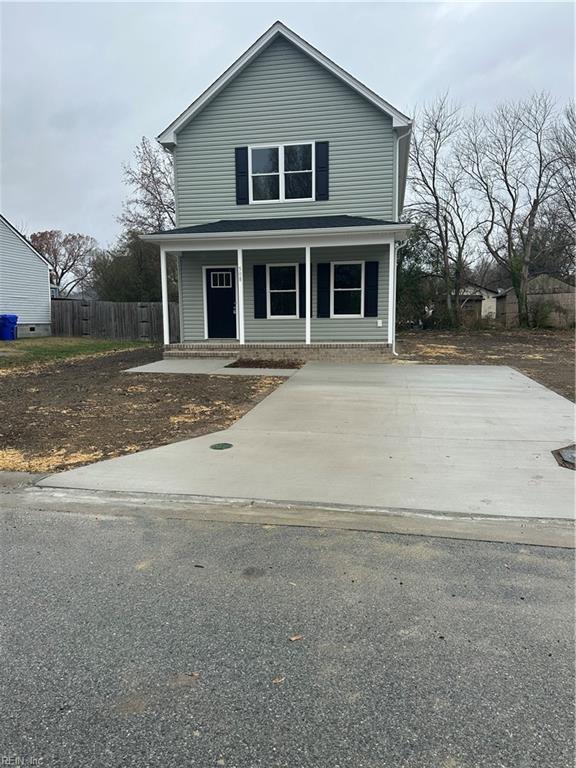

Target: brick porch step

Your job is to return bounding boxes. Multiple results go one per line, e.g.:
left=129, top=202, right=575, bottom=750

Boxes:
left=164, top=342, right=394, bottom=363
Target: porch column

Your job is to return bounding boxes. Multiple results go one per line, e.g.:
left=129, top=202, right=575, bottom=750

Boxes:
left=305, top=246, right=311, bottom=344
left=387, top=239, right=396, bottom=347
left=160, top=247, right=170, bottom=346
left=237, top=248, right=245, bottom=344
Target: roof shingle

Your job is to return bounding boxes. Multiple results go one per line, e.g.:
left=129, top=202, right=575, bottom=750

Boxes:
left=155, top=215, right=399, bottom=236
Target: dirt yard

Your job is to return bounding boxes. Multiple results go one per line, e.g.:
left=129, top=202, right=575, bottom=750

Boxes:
left=397, top=329, right=575, bottom=401
left=0, top=347, right=282, bottom=473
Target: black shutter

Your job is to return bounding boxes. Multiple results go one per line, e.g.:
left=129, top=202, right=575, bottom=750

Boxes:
left=253, top=264, right=267, bottom=318
left=364, top=261, right=379, bottom=317
left=317, top=263, right=331, bottom=318
left=315, top=142, right=329, bottom=201
left=298, top=263, right=306, bottom=318
left=235, top=147, right=249, bottom=205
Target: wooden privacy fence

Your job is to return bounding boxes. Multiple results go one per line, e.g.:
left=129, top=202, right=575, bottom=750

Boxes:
left=52, top=300, right=180, bottom=342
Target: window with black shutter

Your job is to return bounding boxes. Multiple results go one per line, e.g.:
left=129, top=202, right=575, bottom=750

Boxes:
left=237, top=143, right=327, bottom=204
left=315, top=141, right=329, bottom=201
left=331, top=262, right=364, bottom=317
left=364, top=261, right=379, bottom=317
left=267, top=264, right=299, bottom=317
left=317, top=263, right=331, bottom=318
left=253, top=264, right=267, bottom=318
left=235, top=147, right=249, bottom=205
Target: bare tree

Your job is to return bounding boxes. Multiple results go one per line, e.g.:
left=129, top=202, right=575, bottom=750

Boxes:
left=408, top=94, right=484, bottom=325
left=29, top=230, right=97, bottom=296
left=119, top=136, right=176, bottom=234
left=552, top=100, right=576, bottom=226
left=460, top=93, right=562, bottom=326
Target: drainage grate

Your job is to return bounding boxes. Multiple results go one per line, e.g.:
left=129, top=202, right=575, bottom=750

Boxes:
left=210, top=442, right=233, bottom=451
left=552, top=444, right=575, bottom=470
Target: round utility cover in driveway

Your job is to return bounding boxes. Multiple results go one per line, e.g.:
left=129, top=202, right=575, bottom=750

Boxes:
left=552, top=444, right=575, bottom=470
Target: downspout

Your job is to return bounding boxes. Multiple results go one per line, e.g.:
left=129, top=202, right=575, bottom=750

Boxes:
left=392, top=129, right=412, bottom=357
left=392, top=238, right=398, bottom=356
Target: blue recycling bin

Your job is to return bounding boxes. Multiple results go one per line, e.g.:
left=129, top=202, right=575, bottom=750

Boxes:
left=0, top=314, right=18, bottom=341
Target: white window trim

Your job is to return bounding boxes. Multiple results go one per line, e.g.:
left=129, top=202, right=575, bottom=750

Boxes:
left=210, top=271, right=232, bottom=288
left=266, top=263, right=300, bottom=319
left=248, top=142, right=316, bottom=204
left=330, top=261, right=365, bottom=319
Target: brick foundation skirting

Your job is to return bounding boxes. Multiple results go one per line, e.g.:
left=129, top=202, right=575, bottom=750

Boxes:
left=164, top=342, right=393, bottom=363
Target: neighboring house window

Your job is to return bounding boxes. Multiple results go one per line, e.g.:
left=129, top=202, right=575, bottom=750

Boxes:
left=250, top=143, right=314, bottom=203
left=267, top=264, right=299, bottom=318
left=331, top=262, right=364, bottom=318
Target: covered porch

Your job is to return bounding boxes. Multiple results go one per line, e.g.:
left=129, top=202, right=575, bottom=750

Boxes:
left=143, top=216, right=411, bottom=354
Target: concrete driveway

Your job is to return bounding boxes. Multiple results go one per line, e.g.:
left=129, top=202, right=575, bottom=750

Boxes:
left=39, top=363, right=575, bottom=520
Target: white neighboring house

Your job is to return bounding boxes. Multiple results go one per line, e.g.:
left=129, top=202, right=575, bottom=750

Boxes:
left=0, top=214, right=52, bottom=337
left=457, top=282, right=499, bottom=319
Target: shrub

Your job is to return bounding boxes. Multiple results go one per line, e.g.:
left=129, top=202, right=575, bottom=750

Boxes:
left=463, top=315, right=496, bottom=331
left=529, top=299, right=568, bottom=328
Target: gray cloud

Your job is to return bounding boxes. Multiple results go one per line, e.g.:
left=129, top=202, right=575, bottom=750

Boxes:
left=1, top=2, right=573, bottom=244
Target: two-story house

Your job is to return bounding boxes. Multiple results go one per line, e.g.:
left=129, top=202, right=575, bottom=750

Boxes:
left=144, top=21, right=412, bottom=358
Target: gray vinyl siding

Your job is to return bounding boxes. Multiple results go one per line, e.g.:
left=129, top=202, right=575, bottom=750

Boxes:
left=174, top=36, right=395, bottom=226
left=312, top=245, right=389, bottom=341
left=179, top=251, right=236, bottom=341
left=0, top=218, right=51, bottom=326
left=244, top=249, right=305, bottom=342
left=179, top=244, right=389, bottom=343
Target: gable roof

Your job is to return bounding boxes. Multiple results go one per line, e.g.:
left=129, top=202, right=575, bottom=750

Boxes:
left=499, top=273, right=576, bottom=295
left=462, top=281, right=500, bottom=296
left=0, top=213, right=51, bottom=269
left=158, top=21, right=411, bottom=147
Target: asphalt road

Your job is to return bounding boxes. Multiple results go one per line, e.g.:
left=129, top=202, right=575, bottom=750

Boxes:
left=0, top=506, right=573, bottom=768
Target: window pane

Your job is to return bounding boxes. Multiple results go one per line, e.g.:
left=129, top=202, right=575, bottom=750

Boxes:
left=270, top=291, right=297, bottom=316
left=333, top=290, right=362, bottom=315
left=269, top=265, right=296, bottom=291
left=251, top=147, right=279, bottom=174
left=285, top=144, right=312, bottom=171
left=334, top=263, right=362, bottom=289
left=285, top=172, right=312, bottom=199
left=253, top=175, right=280, bottom=201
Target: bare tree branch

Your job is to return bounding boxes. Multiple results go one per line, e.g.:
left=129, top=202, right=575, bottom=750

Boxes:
left=119, top=136, right=176, bottom=234
left=458, top=92, right=564, bottom=325
left=406, top=94, right=483, bottom=324
left=29, top=231, right=97, bottom=296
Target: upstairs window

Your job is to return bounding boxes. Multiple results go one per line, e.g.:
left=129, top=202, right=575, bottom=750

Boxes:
left=284, top=144, right=313, bottom=199
left=251, top=147, right=280, bottom=202
left=250, top=143, right=314, bottom=203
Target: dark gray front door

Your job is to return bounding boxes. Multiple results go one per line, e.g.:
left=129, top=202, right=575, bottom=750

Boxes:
left=206, top=268, right=236, bottom=339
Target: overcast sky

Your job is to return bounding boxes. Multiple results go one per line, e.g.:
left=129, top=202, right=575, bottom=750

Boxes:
left=1, top=1, right=573, bottom=244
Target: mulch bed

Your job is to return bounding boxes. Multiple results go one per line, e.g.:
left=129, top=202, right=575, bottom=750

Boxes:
left=226, top=358, right=304, bottom=369
left=396, top=329, right=575, bottom=401
left=0, top=347, right=282, bottom=473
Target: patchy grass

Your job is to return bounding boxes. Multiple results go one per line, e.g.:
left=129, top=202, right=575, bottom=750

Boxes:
left=0, top=346, right=282, bottom=473
left=397, top=328, right=575, bottom=401
left=0, top=336, right=151, bottom=371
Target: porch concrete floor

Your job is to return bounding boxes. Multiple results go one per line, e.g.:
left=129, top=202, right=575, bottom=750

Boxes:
left=39, top=363, right=575, bottom=520
left=123, top=358, right=296, bottom=377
